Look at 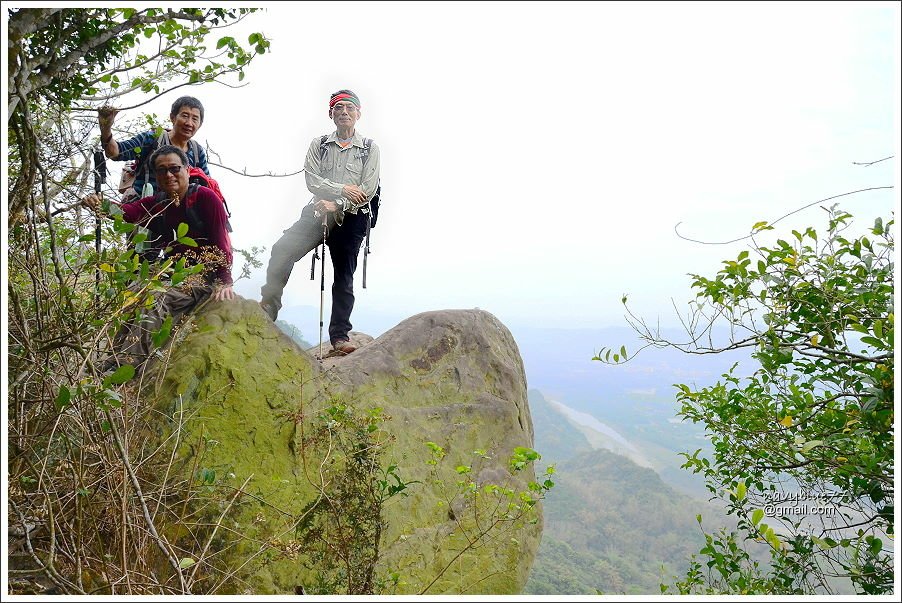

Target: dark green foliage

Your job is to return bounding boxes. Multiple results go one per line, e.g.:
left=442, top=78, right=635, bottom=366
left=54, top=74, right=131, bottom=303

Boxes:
left=598, top=207, right=894, bottom=594
left=7, top=8, right=270, bottom=594
left=294, top=403, right=408, bottom=595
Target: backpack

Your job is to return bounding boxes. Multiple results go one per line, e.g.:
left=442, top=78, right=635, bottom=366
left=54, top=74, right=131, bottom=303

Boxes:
left=319, top=135, right=380, bottom=228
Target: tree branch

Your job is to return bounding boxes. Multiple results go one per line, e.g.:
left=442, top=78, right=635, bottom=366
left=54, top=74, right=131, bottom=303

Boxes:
left=674, top=187, right=894, bottom=246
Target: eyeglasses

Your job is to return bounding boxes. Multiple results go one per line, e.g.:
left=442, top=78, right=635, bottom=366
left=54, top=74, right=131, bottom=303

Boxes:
left=332, top=103, right=357, bottom=114
left=154, top=165, right=184, bottom=176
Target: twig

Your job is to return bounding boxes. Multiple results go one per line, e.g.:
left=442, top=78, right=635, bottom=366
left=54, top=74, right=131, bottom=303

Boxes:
left=674, top=186, right=894, bottom=245
left=206, top=159, right=306, bottom=178
left=187, top=475, right=253, bottom=588
left=105, top=408, right=188, bottom=593
left=851, top=156, right=894, bottom=167
left=10, top=500, right=85, bottom=594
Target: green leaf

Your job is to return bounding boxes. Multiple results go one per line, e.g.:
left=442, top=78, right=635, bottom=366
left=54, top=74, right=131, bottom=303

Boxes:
left=873, top=320, right=884, bottom=339
left=102, top=389, right=123, bottom=408
left=735, top=481, right=746, bottom=501
left=860, top=336, right=884, bottom=348
left=873, top=216, right=884, bottom=234
left=104, top=364, right=135, bottom=386
left=113, top=220, right=136, bottom=233
left=178, top=557, right=196, bottom=569
left=55, top=386, right=72, bottom=410
left=152, top=315, right=173, bottom=348
left=812, top=536, right=834, bottom=550
left=177, top=222, right=189, bottom=238
left=751, top=508, right=764, bottom=525
left=800, top=440, right=823, bottom=454
left=178, top=236, right=198, bottom=247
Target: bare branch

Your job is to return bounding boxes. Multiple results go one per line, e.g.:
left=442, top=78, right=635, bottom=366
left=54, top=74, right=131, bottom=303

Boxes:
left=207, top=160, right=307, bottom=179
left=674, top=187, right=894, bottom=245
left=851, top=156, right=894, bottom=167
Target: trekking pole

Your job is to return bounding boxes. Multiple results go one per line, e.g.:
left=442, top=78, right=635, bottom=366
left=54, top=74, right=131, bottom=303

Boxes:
left=362, top=202, right=371, bottom=289
left=93, top=148, right=107, bottom=300
left=318, top=213, right=327, bottom=360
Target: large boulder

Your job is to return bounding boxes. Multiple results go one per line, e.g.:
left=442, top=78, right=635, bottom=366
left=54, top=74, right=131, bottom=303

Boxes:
left=148, top=299, right=542, bottom=594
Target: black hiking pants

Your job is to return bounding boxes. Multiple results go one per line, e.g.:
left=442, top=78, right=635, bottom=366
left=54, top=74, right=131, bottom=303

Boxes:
left=261, top=204, right=368, bottom=343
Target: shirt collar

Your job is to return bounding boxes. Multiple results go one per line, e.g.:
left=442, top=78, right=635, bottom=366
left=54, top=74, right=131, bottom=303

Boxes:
left=326, top=130, right=363, bottom=147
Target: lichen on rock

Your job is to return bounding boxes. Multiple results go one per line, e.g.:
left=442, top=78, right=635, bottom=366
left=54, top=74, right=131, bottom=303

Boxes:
left=145, top=299, right=542, bottom=595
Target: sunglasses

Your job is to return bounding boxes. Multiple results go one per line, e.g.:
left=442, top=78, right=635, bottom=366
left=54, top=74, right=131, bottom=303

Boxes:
left=154, top=165, right=184, bottom=176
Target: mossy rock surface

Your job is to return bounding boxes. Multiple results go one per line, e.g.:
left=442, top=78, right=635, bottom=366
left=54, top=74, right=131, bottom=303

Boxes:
left=148, top=299, right=541, bottom=594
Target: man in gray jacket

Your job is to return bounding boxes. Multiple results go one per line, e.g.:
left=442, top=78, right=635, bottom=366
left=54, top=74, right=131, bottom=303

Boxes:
left=260, top=89, right=380, bottom=356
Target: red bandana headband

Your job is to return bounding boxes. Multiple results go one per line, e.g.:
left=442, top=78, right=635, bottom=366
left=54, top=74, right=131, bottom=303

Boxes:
left=329, top=93, right=360, bottom=109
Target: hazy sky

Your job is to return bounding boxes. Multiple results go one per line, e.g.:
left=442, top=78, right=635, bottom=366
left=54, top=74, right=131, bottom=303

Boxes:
left=85, top=2, right=901, bottom=333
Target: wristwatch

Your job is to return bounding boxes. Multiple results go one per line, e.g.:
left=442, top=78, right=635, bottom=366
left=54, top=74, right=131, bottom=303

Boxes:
left=336, top=198, right=346, bottom=211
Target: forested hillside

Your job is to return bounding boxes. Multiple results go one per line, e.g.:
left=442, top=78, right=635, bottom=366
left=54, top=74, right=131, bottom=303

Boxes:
left=524, top=448, right=711, bottom=594
left=526, top=389, right=594, bottom=465
left=526, top=389, right=723, bottom=594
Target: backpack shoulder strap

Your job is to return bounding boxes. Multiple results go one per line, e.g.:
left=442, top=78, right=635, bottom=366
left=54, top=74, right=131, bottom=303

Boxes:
left=188, top=139, right=202, bottom=167
left=134, top=132, right=168, bottom=184
left=319, top=135, right=329, bottom=162
left=184, top=182, right=200, bottom=205
left=183, top=183, right=206, bottom=233
left=361, top=137, right=380, bottom=190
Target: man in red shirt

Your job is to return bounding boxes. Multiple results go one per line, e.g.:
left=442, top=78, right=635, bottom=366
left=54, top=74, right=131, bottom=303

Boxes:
left=83, top=145, right=235, bottom=373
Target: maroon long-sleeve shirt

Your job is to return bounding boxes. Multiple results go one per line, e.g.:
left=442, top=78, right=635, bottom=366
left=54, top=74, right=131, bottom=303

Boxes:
left=121, top=186, right=233, bottom=285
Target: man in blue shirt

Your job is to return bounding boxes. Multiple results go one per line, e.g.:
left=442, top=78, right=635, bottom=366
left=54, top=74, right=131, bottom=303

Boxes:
left=98, top=96, right=210, bottom=198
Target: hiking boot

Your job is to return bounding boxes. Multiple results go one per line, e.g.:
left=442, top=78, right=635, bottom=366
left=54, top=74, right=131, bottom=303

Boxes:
left=332, top=339, right=357, bottom=355
left=259, top=300, right=277, bottom=321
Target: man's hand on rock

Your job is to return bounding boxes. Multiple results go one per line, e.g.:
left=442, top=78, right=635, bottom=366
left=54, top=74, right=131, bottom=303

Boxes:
left=213, top=285, right=235, bottom=301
